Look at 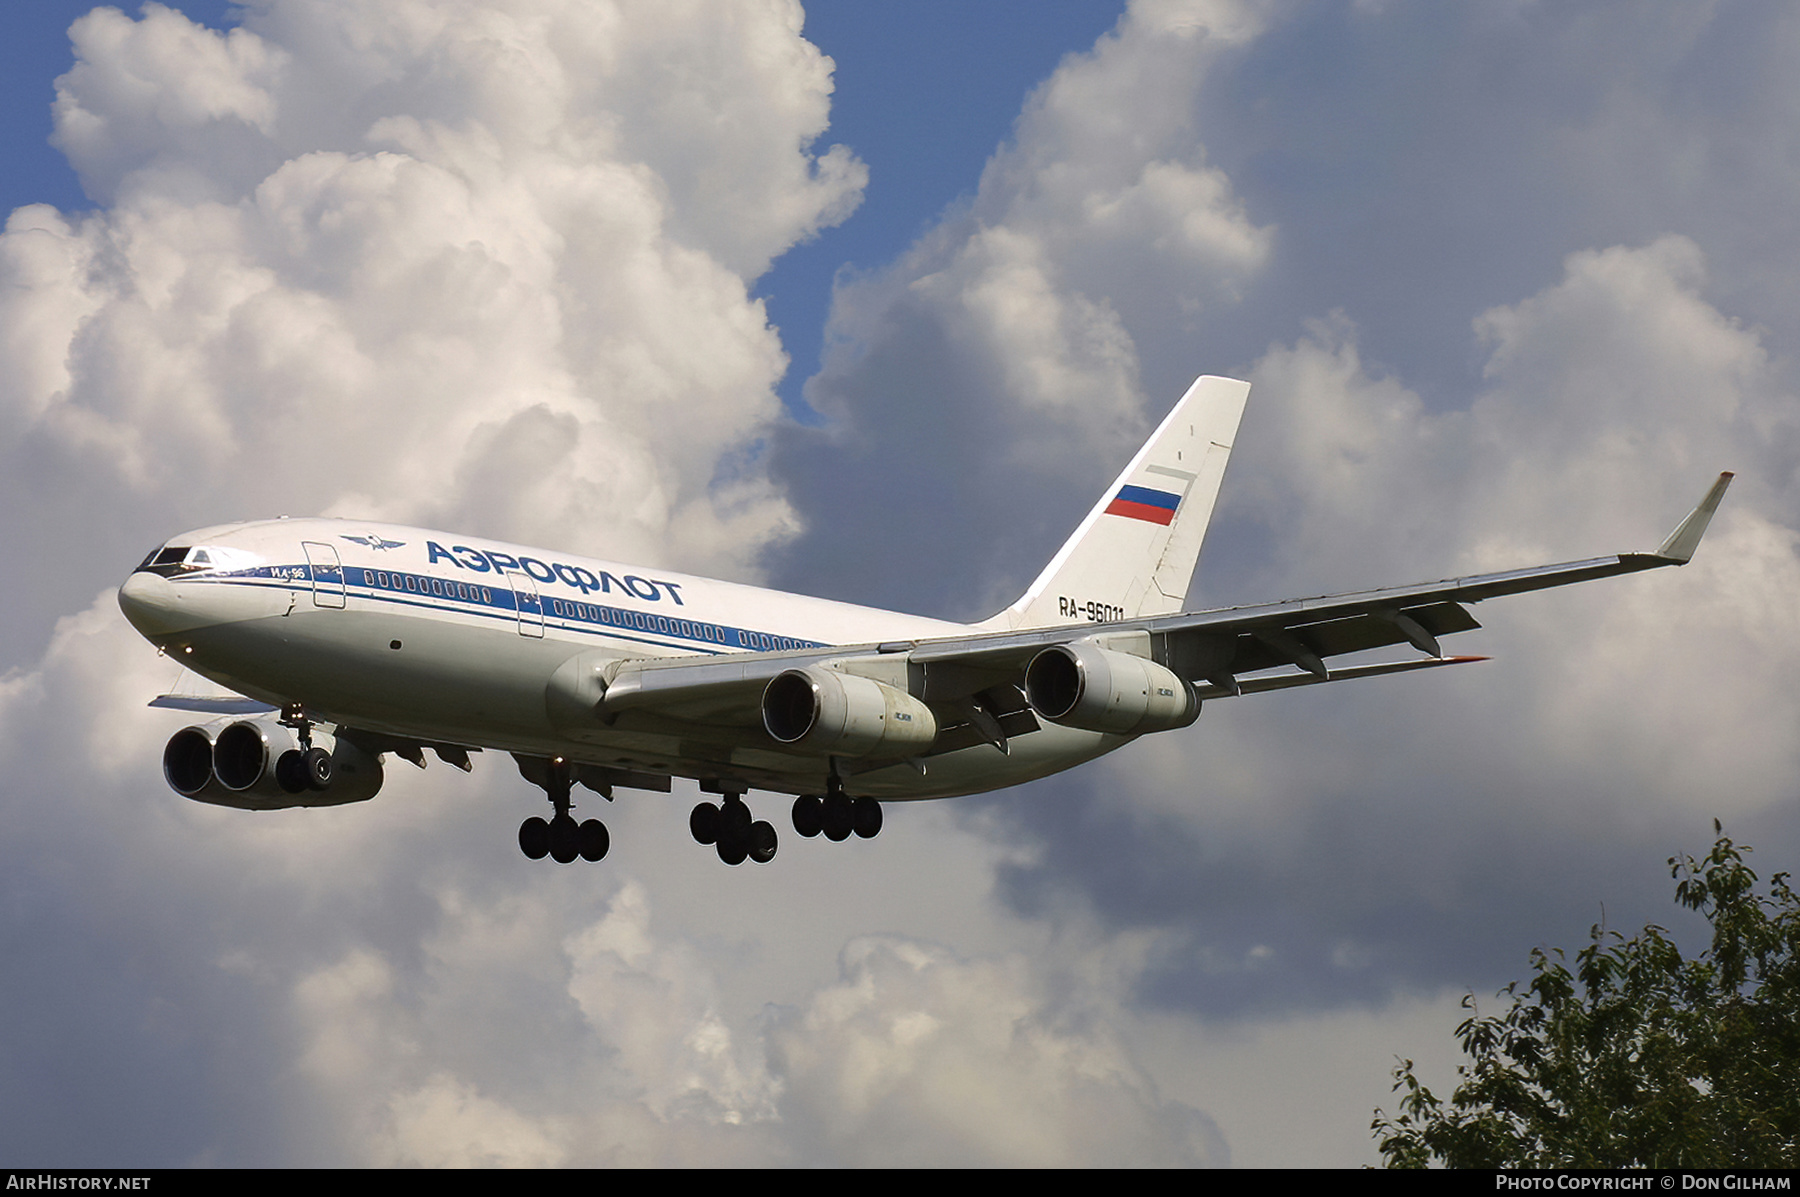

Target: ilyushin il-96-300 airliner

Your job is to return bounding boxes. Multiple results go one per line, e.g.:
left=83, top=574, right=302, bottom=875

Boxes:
left=118, top=376, right=1733, bottom=867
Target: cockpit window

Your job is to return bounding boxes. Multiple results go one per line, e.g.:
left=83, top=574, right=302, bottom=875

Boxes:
left=136, top=545, right=191, bottom=576
left=135, top=545, right=210, bottom=577
left=138, top=545, right=187, bottom=569
left=136, top=543, right=263, bottom=577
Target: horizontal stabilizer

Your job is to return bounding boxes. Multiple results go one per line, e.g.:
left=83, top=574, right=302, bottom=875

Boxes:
left=149, top=694, right=276, bottom=715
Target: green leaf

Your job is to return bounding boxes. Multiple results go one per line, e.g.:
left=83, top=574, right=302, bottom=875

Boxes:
left=1374, top=826, right=1800, bottom=1168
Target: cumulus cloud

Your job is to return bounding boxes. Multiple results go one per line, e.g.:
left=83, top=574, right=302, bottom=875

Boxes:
left=1, top=3, right=1228, bottom=1167
left=770, top=934, right=1224, bottom=1167
left=772, top=0, right=1273, bottom=619
left=763, top=0, right=1800, bottom=1041
left=563, top=882, right=778, bottom=1129
left=0, top=0, right=865, bottom=665
left=11, top=0, right=1800, bottom=1170
left=1222, top=235, right=1799, bottom=816
left=0, top=0, right=856, bottom=1165
left=378, top=1074, right=568, bottom=1168
left=288, top=883, right=1216, bottom=1166
left=988, top=233, right=1800, bottom=1016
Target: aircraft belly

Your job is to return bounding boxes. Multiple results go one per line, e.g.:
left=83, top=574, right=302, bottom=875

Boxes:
left=186, top=604, right=583, bottom=743
left=522, top=722, right=1130, bottom=803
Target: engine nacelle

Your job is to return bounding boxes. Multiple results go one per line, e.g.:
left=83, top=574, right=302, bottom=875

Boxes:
left=163, top=724, right=226, bottom=801
left=762, top=667, right=938, bottom=758
left=1024, top=641, right=1200, bottom=735
left=163, top=718, right=385, bottom=809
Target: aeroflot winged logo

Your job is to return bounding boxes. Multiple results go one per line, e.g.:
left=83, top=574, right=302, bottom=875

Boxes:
left=1105, top=484, right=1182, bottom=525
left=342, top=534, right=405, bottom=551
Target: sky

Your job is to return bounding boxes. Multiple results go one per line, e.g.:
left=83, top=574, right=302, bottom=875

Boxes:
left=2, top=0, right=1798, bottom=1169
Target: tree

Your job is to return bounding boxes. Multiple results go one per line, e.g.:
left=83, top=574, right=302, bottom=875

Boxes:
left=1373, top=822, right=1800, bottom=1168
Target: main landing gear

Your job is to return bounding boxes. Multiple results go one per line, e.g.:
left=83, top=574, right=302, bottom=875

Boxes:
left=688, top=777, right=884, bottom=867
left=790, top=780, right=882, bottom=842
left=689, top=793, right=778, bottom=866
left=518, top=757, right=609, bottom=864
left=511, top=760, right=885, bottom=867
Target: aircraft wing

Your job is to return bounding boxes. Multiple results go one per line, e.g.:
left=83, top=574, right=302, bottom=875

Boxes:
left=597, top=473, right=1733, bottom=738
left=911, top=542, right=1692, bottom=684
left=912, top=471, right=1732, bottom=689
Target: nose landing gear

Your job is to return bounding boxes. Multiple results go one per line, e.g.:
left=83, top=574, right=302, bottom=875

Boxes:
left=276, top=703, right=336, bottom=794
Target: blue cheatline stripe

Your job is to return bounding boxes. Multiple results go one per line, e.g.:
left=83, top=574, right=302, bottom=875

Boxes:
left=184, top=565, right=825, bottom=655
left=1114, top=484, right=1181, bottom=510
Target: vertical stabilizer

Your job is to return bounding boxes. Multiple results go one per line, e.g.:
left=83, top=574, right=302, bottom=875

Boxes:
left=992, top=375, right=1250, bottom=630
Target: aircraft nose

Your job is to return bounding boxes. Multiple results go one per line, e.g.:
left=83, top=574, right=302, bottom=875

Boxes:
left=119, top=570, right=190, bottom=639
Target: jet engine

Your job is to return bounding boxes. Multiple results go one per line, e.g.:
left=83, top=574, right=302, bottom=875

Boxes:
left=762, top=667, right=938, bottom=757
left=1024, top=641, right=1200, bottom=735
left=162, top=717, right=385, bottom=809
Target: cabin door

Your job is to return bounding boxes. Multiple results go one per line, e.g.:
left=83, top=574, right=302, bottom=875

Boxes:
left=507, top=568, right=544, bottom=638
left=302, top=541, right=346, bottom=609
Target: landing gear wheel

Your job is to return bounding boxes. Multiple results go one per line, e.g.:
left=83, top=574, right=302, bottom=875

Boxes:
left=578, top=819, right=610, bottom=862
left=519, top=817, right=550, bottom=860
left=716, top=830, right=748, bottom=866
left=851, top=796, right=883, bottom=839
left=721, top=798, right=752, bottom=840
left=821, top=792, right=854, bottom=842
left=690, top=802, right=720, bottom=845
left=748, top=820, right=778, bottom=864
left=792, top=794, right=823, bottom=838
left=302, top=746, right=333, bottom=791
left=549, top=815, right=580, bottom=864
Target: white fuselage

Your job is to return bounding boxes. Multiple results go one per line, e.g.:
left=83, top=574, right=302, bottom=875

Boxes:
left=118, top=517, right=1127, bottom=800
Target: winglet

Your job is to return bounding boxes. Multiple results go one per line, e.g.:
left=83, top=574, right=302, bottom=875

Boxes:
left=1654, top=472, right=1734, bottom=563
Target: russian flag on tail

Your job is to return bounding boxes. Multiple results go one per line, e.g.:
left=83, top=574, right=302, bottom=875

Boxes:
left=1105, top=484, right=1181, bottom=525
